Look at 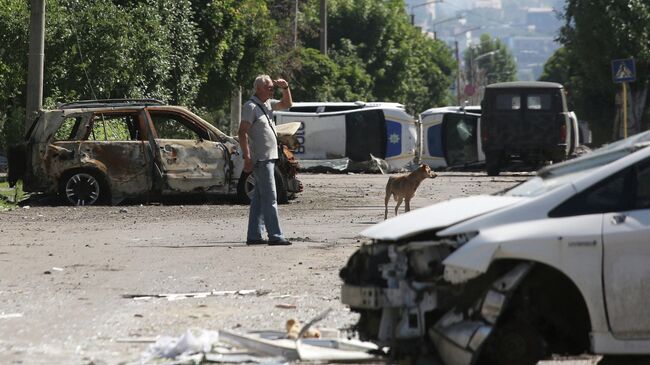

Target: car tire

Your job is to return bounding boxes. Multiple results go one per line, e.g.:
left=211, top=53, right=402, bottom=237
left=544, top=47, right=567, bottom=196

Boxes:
left=480, top=320, right=546, bottom=365
left=486, top=152, right=501, bottom=176
left=59, top=170, right=110, bottom=206
left=237, top=167, right=288, bottom=205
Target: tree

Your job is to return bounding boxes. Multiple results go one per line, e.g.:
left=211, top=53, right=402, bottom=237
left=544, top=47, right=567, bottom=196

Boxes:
left=558, top=0, right=650, bottom=142
left=539, top=46, right=581, bottom=111
left=298, top=0, right=456, bottom=113
left=463, top=33, right=517, bottom=88
left=0, top=0, right=28, bottom=153
left=190, top=0, right=280, bottom=129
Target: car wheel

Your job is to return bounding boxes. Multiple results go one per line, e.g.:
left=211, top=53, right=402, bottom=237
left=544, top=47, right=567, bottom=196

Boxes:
left=60, top=170, right=109, bottom=206
left=480, top=321, right=546, bottom=365
left=486, top=152, right=501, bottom=176
left=236, top=167, right=288, bottom=205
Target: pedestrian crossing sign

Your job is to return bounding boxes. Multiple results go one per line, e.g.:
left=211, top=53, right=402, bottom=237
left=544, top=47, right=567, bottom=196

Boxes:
left=612, top=58, right=636, bottom=83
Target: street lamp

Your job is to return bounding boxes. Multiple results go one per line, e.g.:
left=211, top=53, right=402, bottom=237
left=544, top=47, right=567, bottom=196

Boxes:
left=468, top=50, right=499, bottom=104
left=409, top=0, right=443, bottom=26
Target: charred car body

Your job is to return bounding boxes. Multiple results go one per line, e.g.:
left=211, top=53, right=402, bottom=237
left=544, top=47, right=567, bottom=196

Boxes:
left=341, top=131, right=650, bottom=364
left=8, top=99, right=301, bottom=205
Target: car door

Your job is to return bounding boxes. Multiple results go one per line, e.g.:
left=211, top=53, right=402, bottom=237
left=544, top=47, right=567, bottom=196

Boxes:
left=147, top=109, right=229, bottom=194
left=523, top=90, right=562, bottom=150
left=47, top=111, right=152, bottom=199
left=442, top=112, right=482, bottom=167
left=603, top=159, right=650, bottom=338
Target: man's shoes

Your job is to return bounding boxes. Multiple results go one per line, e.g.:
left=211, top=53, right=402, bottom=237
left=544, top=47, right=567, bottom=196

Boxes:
left=268, top=239, right=292, bottom=246
left=246, top=239, right=267, bottom=245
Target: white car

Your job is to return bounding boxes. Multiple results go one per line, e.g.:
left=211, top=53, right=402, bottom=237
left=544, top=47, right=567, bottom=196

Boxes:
left=340, top=131, right=650, bottom=365
left=274, top=102, right=418, bottom=171
left=419, top=106, right=483, bottom=169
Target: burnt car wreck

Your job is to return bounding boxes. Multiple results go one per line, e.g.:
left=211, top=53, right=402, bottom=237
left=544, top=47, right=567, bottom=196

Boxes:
left=8, top=99, right=301, bottom=205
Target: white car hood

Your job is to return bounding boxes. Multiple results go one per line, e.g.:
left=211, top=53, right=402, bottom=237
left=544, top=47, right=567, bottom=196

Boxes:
left=362, top=195, right=524, bottom=241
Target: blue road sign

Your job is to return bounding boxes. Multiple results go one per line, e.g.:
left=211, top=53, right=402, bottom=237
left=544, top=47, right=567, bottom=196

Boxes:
left=612, top=58, right=636, bottom=83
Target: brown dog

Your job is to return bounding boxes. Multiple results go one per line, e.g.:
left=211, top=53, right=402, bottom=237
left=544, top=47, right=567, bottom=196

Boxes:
left=384, top=164, right=436, bottom=219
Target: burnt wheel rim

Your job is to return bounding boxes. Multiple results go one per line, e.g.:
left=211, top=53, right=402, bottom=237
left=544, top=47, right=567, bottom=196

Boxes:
left=65, top=173, right=100, bottom=206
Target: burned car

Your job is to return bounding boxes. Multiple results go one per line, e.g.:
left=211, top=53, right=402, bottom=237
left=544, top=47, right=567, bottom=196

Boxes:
left=8, top=99, right=301, bottom=205
left=341, top=131, right=650, bottom=364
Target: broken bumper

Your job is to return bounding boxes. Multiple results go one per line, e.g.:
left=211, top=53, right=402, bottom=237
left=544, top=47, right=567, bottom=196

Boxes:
left=341, top=252, right=533, bottom=365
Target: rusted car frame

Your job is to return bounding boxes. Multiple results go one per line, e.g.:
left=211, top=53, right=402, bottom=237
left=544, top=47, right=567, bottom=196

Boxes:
left=9, top=100, right=301, bottom=205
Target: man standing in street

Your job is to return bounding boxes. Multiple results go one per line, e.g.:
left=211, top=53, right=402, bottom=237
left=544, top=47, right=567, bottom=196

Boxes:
left=238, top=75, right=293, bottom=246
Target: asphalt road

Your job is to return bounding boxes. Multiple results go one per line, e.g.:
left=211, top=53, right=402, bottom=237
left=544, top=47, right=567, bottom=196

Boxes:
left=1, top=171, right=624, bottom=365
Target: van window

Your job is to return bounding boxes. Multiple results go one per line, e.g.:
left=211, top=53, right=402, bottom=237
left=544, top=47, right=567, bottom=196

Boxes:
left=527, top=94, right=552, bottom=110
left=496, top=94, right=521, bottom=110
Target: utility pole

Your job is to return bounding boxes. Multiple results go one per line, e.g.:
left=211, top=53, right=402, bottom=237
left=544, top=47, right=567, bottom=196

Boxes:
left=230, top=87, right=241, bottom=136
left=26, top=0, right=45, bottom=133
left=455, top=41, right=461, bottom=105
left=320, top=0, right=327, bottom=55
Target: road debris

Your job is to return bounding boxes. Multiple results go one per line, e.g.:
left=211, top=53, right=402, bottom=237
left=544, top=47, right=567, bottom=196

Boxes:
left=138, top=329, right=381, bottom=365
left=285, top=318, right=319, bottom=339
left=0, top=313, right=23, bottom=320
left=141, top=329, right=220, bottom=362
left=123, top=289, right=269, bottom=300
left=274, top=303, right=297, bottom=309
left=137, top=311, right=380, bottom=364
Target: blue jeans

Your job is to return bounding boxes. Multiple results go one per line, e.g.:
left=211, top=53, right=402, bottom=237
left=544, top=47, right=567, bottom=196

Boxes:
left=247, top=160, right=285, bottom=242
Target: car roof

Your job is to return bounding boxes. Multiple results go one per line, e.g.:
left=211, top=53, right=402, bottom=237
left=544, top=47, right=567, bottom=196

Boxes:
left=486, top=81, right=563, bottom=89
left=58, top=99, right=165, bottom=109
left=289, top=101, right=404, bottom=108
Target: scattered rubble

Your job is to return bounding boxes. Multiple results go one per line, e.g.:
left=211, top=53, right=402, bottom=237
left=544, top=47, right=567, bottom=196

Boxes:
left=138, top=328, right=381, bottom=365
left=135, top=309, right=382, bottom=364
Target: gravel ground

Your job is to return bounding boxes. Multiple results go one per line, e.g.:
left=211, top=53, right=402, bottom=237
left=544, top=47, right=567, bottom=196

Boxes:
left=2, top=171, right=623, bottom=365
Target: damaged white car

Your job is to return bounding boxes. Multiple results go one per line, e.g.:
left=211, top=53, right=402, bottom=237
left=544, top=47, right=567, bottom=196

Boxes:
left=340, top=131, right=650, bottom=365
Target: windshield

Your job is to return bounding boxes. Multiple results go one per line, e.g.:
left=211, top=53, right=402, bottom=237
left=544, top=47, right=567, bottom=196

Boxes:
left=503, top=130, right=650, bottom=197
left=503, top=170, right=586, bottom=197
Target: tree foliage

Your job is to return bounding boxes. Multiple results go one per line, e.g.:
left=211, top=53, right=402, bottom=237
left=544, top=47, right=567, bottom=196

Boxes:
left=0, top=0, right=458, bottom=150
left=463, top=33, right=517, bottom=87
left=300, top=0, right=456, bottom=112
left=548, top=0, right=650, bottom=143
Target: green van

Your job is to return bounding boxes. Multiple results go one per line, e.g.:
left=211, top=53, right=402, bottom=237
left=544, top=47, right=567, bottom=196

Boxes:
left=480, top=81, right=575, bottom=176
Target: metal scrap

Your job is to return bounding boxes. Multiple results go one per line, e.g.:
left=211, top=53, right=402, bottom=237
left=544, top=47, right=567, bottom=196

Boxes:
left=123, top=289, right=269, bottom=300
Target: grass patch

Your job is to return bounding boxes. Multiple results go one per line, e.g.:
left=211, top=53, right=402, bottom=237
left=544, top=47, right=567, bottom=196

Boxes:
left=0, top=181, right=26, bottom=209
